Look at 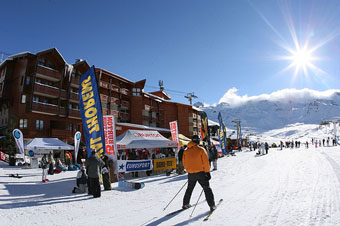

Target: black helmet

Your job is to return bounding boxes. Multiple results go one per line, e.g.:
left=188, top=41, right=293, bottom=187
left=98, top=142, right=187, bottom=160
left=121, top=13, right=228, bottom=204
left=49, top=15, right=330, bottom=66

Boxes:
left=192, top=135, right=200, bottom=144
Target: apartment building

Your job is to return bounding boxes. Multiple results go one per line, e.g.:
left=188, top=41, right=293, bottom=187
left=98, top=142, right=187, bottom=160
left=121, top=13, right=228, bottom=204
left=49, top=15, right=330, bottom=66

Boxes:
left=0, top=48, right=202, bottom=144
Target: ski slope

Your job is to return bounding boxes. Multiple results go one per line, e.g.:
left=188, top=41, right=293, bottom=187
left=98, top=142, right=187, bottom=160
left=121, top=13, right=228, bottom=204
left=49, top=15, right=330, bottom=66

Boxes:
left=2, top=146, right=340, bottom=225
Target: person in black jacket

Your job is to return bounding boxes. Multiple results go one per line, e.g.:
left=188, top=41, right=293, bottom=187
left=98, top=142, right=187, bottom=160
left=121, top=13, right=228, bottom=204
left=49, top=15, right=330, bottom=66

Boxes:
left=211, top=145, right=218, bottom=170
left=176, top=146, right=186, bottom=175
left=85, top=150, right=105, bottom=198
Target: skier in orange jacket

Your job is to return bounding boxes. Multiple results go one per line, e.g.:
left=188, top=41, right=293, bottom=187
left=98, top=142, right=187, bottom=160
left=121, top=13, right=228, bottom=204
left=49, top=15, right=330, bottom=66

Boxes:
left=182, top=135, right=216, bottom=211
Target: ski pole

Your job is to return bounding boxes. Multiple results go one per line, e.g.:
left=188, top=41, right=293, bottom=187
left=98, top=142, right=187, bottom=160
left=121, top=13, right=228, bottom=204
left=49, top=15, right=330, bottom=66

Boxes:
left=163, top=180, right=188, bottom=211
left=190, top=189, right=204, bottom=217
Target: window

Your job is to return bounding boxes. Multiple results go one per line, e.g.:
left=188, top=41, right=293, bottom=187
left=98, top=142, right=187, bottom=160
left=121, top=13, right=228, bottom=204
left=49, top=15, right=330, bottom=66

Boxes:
left=33, top=96, right=39, bottom=102
left=69, top=103, right=72, bottom=109
left=25, top=76, right=30, bottom=85
left=133, top=88, right=141, bottom=97
left=36, top=120, right=44, bottom=130
left=20, top=119, right=28, bottom=129
left=68, top=124, right=73, bottom=131
left=21, top=95, right=26, bottom=104
left=38, top=58, right=46, bottom=66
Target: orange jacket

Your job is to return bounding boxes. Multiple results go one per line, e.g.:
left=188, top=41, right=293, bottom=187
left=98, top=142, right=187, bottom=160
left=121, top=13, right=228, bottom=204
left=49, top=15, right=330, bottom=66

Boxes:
left=183, top=141, right=210, bottom=173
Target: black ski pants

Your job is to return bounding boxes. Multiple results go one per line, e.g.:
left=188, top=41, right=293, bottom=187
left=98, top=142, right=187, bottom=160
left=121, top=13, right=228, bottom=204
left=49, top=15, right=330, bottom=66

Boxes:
left=88, top=177, right=101, bottom=198
left=183, top=171, right=215, bottom=207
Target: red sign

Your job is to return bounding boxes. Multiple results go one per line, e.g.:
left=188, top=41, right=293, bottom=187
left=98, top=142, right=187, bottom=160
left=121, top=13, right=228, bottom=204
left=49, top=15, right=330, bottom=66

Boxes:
left=169, top=121, right=180, bottom=150
left=103, top=115, right=117, bottom=159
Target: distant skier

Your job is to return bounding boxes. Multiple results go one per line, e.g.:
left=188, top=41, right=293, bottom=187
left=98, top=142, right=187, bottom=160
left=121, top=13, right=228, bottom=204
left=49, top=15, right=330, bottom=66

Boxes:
left=182, top=135, right=216, bottom=211
left=306, top=141, right=309, bottom=149
left=211, top=145, right=218, bottom=170
left=40, top=154, right=49, bottom=182
left=264, top=142, right=269, bottom=154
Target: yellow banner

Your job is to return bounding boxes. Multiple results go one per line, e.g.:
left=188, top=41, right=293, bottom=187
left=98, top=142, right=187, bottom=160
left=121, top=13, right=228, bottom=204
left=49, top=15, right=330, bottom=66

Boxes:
left=153, top=158, right=177, bottom=171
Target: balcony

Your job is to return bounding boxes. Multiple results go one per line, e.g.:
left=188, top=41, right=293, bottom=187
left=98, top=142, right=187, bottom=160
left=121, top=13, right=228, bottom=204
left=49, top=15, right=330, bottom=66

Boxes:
left=110, top=97, right=119, bottom=105
left=120, top=112, right=129, bottom=120
left=120, top=88, right=130, bottom=96
left=70, top=92, right=79, bottom=102
left=69, top=109, right=81, bottom=118
left=99, top=81, right=109, bottom=89
left=60, top=90, right=67, bottom=99
left=111, top=84, right=119, bottom=92
left=100, top=94, right=108, bottom=102
left=36, top=65, right=62, bottom=81
left=34, top=83, right=60, bottom=97
left=71, top=76, right=80, bottom=86
left=32, top=101, right=58, bottom=115
left=50, top=129, right=72, bottom=138
left=59, top=107, right=67, bottom=116
left=121, top=100, right=130, bottom=108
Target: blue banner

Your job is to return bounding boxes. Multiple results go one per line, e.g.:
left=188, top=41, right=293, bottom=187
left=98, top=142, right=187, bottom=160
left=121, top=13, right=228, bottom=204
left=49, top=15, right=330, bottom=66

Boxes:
left=217, top=113, right=227, bottom=154
left=79, top=66, right=106, bottom=158
left=117, top=160, right=153, bottom=172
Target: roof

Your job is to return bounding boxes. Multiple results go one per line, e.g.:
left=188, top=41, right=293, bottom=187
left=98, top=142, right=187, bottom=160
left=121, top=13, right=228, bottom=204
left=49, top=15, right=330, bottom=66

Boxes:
left=116, top=122, right=171, bottom=132
left=116, top=130, right=178, bottom=149
left=208, top=120, right=220, bottom=126
left=25, top=138, right=74, bottom=151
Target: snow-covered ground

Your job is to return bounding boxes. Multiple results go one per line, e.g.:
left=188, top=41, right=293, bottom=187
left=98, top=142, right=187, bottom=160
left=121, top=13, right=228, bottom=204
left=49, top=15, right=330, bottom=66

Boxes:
left=2, top=142, right=340, bottom=226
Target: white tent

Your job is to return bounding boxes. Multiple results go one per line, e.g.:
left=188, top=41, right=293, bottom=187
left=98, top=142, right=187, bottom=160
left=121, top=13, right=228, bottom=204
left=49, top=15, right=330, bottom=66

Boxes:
left=25, top=138, right=74, bottom=152
left=116, top=130, right=178, bottom=149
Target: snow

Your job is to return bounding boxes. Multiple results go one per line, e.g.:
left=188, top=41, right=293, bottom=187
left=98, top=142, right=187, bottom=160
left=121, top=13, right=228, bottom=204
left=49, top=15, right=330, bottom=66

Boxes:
left=2, top=124, right=340, bottom=225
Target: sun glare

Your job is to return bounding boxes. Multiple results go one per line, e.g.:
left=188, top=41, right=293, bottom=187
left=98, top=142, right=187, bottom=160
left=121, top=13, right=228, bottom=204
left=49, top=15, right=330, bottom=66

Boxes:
left=291, top=48, right=312, bottom=68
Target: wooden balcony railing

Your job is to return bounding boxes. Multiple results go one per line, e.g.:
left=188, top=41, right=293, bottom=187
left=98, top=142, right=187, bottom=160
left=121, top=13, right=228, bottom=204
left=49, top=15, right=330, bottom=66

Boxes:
left=34, top=83, right=60, bottom=97
left=36, top=65, right=62, bottom=81
left=32, top=102, right=58, bottom=115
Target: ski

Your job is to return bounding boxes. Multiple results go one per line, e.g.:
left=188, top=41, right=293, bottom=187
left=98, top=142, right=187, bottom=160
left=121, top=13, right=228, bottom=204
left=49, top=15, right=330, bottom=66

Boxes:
left=166, top=205, right=192, bottom=216
left=203, top=198, right=223, bottom=221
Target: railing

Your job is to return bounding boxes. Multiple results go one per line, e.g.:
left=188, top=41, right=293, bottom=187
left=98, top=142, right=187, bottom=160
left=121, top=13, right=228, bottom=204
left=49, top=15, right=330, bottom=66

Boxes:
left=69, top=109, right=81, bottom=118
left=32, top=101, right=58, bottom=115
left=70, top=92, right=79, bottom=101
left=99, top=81, right=109, bottom=89
left=100, top=94, right=108, bottom=102
left=120, top=88, right=130, bottom=95
left=36, top=65, right=62, bottom=81
left=50, top=129, right=72, bottom=137
left=34, top=83, right=60, bottom=97
left=121, top=100, right=130, bottom=108
left=71, top=76, right=80, bottom=86
left=111, top=85, right=119, bottom=92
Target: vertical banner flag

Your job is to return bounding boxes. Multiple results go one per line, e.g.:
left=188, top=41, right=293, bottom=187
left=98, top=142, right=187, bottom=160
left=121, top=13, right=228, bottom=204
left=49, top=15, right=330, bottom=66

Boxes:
left=169, top=121, right=180, bottom=150
left=12, top=129, right=25, bottom=160
left=79, top=66, right=106, bottom=158
left=217, top=113, right=227, bottom=154
left=103, top=115, right=118, bottom=173
left=74, top=131, right=81, bottom=163
left=237, top=121, right=242, bottom=146
left=200, top=111, right=210, bottom=145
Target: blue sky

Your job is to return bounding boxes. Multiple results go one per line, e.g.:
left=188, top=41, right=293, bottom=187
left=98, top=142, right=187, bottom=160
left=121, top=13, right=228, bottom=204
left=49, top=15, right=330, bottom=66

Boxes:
left=2, top=0, right=340, bottom=105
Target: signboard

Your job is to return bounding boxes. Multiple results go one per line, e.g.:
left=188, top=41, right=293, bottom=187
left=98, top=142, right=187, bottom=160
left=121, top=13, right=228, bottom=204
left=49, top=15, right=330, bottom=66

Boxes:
left=117, top=160, right=153, bottom=173
left=103, top=115, right=117, bottom=159
left=153, top=158, right=176, bottom=171
left=79, top=66, right=106, bottom=158
left=169, top=121, right=180, bottom=150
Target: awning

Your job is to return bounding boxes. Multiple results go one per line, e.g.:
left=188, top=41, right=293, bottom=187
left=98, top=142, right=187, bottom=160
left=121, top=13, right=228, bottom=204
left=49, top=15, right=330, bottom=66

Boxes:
left=117, top=130, right=178, bottom=149
left=169, top=134, right=191, bottom=147
left=25, top=138, right=74, bottom=151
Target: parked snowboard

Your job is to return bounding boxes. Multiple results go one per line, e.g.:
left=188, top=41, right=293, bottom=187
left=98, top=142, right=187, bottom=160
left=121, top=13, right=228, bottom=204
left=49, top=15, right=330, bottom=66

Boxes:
left=118, top=181, right=145, bottom=189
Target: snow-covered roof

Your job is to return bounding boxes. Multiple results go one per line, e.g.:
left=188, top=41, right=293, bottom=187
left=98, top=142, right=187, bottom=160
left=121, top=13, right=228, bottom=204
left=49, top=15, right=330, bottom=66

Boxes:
left=116, top=122, right=170, bottom=132
left=208, top=119, right=220, bottom=126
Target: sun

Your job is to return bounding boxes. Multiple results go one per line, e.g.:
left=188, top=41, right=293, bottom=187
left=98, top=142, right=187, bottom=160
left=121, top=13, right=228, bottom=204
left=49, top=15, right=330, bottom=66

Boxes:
left=290, top=48, right=312, bottom=68
left=280, top=42, right=320, bottom=77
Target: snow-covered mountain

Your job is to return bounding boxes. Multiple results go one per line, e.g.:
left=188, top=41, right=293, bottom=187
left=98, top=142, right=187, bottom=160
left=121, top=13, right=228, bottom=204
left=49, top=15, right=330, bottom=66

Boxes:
left=197, top=89, right=340, bottom=132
